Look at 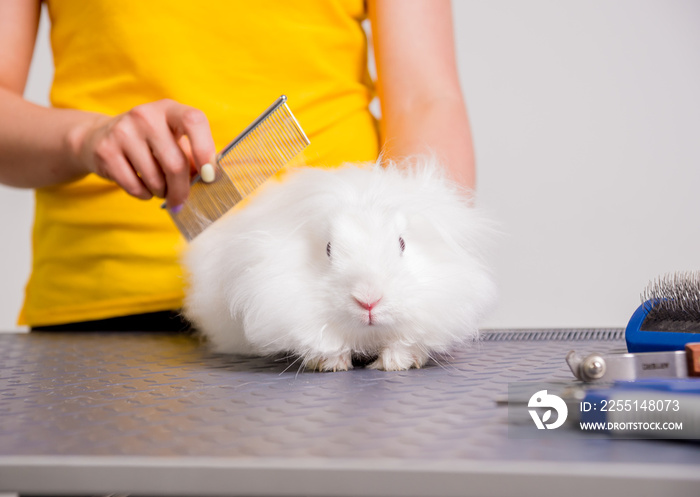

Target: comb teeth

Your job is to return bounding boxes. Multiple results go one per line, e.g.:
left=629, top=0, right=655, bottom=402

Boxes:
left=641, top=271, right=700, bottom=331
left=168, top=95, right=310, bottom=241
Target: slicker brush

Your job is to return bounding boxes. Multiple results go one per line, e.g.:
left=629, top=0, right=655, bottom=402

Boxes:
left=626, top=271, right=700, bottom=352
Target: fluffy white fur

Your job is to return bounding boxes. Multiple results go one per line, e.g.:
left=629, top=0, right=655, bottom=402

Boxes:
left=183, top=156, right=496, bottom=371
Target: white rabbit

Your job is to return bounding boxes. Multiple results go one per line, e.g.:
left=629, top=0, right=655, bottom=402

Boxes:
left=183, top=156, right=496, bottom=371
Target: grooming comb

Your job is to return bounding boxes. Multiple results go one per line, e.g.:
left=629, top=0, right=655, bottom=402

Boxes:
left=165, top=95, right=310, bottom=240
left=626, top=271, right=700, bottom=352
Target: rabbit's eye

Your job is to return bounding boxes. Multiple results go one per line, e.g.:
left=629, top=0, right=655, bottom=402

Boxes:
left=399, top=237, right=405, bottom=253
left=326, top=242, right=332, bottom=258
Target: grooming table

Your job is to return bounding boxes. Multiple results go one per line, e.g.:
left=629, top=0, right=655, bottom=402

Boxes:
left=0, top=330, right=698, bottom=496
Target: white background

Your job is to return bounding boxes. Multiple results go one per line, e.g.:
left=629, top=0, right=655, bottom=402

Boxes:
left=1, top=1, right=698, bottom=331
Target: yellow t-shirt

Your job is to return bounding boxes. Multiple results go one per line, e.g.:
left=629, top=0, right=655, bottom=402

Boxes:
left=19, top=0, right=379, bottom=326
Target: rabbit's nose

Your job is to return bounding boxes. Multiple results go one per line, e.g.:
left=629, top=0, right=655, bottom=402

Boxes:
left=354, top=297, right=382, bottom=311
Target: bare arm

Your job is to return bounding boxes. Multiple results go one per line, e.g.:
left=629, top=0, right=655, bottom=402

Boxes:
left=0, top=0, right=215, bottom=208
left=0, top=0, right=88, bottom=188
left=369, top=0, right=476, bottom=189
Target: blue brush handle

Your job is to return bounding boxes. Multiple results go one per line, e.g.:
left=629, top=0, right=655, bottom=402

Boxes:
left=625, top=300, right=700, bottom=352
left=613, top=379, right=700, bottom=393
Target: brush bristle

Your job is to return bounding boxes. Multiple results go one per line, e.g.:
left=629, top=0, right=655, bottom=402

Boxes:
left=640, top=271, right=700, bottom=332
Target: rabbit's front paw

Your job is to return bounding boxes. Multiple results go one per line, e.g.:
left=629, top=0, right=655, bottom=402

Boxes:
left=368, top=345, right=428, bottom=371
left=305, top=352, right=353, bottom=372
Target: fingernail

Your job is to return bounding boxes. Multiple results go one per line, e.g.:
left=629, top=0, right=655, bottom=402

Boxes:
left=170, top=204, right=184, bottom=214
left=201, top=163, right=215, bottom=183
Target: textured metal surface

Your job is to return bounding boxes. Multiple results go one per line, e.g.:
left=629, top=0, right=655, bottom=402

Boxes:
left=1, top=330, right=699, bottom=496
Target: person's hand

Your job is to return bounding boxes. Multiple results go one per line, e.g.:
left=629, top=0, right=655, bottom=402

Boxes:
left=73, top=99, right=216, bottom=209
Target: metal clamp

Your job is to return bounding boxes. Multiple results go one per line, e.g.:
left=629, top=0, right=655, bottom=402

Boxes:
left=566, top=349, right=689, bottom=382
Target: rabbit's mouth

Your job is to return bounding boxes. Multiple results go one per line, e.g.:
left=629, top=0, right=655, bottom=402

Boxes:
left=353, top=307, right=374, bottom=326
left=353, top=308, right=394, bottom=328
left=353, top=311, right=375, bottom=326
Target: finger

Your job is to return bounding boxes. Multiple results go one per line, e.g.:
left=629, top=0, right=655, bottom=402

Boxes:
left=176, top=135, right=197, bottom=175
left=144, top=122, right=191, bottom=208
left=164, top=103, right=216, bottom=172
left=106, top=154, right=153, bottom=200
left=122, top=138, right=167, bottom=198
left=100, top=110, right=162, bottom=199
left=176, top=137, right=215, bottom=183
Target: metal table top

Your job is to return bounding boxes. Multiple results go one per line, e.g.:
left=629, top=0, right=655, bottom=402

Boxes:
left=0, top=329, right=698, bottom=496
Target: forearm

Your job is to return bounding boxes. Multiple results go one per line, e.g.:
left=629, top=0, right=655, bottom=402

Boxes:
left=369, top=0, right=475, bottom=190
left=379, top=95, right=476, bottom=190
left=0, top=86, right=99, bottom=188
